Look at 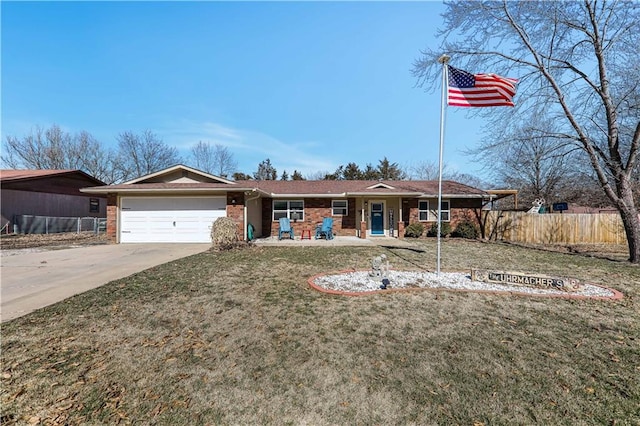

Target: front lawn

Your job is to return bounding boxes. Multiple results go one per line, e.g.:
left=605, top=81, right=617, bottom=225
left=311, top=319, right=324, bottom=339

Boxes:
left=1, top=240, right=638, bottom=425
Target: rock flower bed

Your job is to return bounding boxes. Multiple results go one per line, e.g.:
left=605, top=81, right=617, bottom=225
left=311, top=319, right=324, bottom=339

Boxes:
left=310, top=270, right=622, bottom=300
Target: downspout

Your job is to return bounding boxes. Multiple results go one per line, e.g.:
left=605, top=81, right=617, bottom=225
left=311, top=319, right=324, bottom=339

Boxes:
left=244, top=189, right=261, bottom=241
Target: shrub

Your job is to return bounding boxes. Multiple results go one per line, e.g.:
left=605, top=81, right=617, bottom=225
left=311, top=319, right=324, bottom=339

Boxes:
left=211, top=217, right=239, bottom=249
left=452, top=219, right=480, bottom=239
left=427, top=222, right=452, bottom=237
left=404, top=223, right=425, bottom=238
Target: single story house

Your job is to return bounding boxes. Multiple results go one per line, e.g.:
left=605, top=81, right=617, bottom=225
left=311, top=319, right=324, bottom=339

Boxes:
left=1, top=169, right=107, bottom=232
left=81, top=164, right=495, bottom=243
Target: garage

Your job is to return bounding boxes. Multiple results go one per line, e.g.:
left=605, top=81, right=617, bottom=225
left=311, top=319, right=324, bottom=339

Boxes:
left=120, top=197, right=226, bottom=243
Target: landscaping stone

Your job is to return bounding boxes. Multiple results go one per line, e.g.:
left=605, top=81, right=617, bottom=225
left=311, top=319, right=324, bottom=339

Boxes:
left=310, top=270, right=619, bottom=300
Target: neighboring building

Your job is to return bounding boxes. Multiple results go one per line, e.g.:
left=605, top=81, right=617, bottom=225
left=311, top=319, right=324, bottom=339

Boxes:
left=82, top=165, right=494, bottom=244
left=1, top=170, right=107, bottom=231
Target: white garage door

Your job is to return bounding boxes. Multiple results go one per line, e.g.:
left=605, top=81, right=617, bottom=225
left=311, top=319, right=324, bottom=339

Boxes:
left=120, top=197, right=226, bottom=243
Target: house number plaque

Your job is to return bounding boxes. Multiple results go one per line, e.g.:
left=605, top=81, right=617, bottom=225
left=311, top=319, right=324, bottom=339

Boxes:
left=471, top=269, right=583, bottom=292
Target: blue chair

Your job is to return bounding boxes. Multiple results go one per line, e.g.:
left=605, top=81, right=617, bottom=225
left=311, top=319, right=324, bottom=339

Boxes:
left=278, top=217, right=294, bottom=240
left=315, top=217, right=334, bottom=240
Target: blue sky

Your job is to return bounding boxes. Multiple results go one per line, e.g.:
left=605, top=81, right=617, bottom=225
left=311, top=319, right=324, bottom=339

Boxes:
left=2, top=1, right=489, bottom=179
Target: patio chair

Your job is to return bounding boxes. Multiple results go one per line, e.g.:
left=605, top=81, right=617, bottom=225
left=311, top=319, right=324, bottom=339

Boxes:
left=315, top=217, right=334, bottom=240
left=278, top=217, right=294, bottom=240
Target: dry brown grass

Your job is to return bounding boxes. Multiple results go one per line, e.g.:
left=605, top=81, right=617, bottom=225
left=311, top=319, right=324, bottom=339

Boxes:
left=0, top=232, right=107, bottom=250
left=1, top=239, right=638, bottom=425
left=502, top=241, right=631, bottom=262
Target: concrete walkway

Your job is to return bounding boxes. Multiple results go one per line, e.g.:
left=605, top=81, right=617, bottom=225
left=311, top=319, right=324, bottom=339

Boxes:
left=253, top=236, right=417, bottom=248
left=1, top=244, right=210, bottom=322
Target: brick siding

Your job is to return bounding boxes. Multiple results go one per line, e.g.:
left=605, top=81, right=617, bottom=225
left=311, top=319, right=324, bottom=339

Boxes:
left=263, top=197, right=358, bottom=238
left=402, top=198, right=483, bottom=236
left=226, top=192, right=245, bottom=238
left=106, top=193, right=117, bottom=243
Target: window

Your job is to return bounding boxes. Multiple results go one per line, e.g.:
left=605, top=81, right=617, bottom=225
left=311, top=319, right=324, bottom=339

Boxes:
left=439, top=200, right=450, bottom=222
left=273, top=200, right=304, bottom=221
left=89, top=198, right=100, bottom=213
left=418, top=201, right=429, bottom=221
left=419, top=199, right=450, bottom=221
left=332, top=200, right=348, bottom=216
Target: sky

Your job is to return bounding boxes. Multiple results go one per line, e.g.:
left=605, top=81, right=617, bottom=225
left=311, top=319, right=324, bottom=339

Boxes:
left=1, top=1, right=491, bottom=179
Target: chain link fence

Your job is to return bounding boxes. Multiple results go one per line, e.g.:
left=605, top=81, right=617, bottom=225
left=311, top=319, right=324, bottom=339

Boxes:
left=12, top=215, right=107, bottom=235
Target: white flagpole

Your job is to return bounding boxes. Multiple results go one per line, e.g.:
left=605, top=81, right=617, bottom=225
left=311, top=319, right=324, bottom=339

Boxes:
left=436, top=54, right=450, bottom=276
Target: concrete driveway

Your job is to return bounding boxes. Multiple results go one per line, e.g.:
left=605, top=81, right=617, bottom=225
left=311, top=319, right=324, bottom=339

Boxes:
left=1, top=244, right=210, bottom=322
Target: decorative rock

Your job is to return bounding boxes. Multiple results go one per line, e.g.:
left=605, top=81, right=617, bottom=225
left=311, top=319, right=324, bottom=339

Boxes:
left=310, top=270, right=619, bottom=300
left=471, top=269, right=583, bottom=292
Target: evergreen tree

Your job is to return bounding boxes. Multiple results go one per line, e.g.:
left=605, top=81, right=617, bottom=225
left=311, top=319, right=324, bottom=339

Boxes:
left=253, top=158, right=277, bottom=180
left=232, top=172, right=252, bottom=180
left=362, top=164, right=380, bottom=180
left=377, top=157, right=406, bottom=180
left=343, top=162, right=363, bottom=180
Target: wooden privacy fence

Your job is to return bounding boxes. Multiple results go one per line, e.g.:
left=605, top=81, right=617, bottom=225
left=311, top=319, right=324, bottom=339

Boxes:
left=483, top=211, right=627, bottom=245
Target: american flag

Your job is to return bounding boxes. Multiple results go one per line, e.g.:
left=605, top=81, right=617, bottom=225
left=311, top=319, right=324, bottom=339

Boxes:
left=447, top=65, right=518, bottom=107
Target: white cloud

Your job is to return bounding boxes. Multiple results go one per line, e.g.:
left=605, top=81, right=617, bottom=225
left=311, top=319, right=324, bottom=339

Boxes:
left=158, top=119, right=336, bottom=176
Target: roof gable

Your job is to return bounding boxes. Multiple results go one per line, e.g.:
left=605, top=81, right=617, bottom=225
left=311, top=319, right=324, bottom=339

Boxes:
left=124, top=165, right=235, bottom=185
left=366, top=182, right=396, bottom=190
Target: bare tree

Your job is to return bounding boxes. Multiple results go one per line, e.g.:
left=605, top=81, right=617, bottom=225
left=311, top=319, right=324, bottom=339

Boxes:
left=189, top=141, right=237, bottom=177
left=414, top=1, right=640, bottom=262
left=409, top=161, right=468, bottom=181
left=116, top=130, right=182, bottom=181
left=409, top=160, right=487, bottom=188
left=72, top=130, right=121, bottom=184
left=1, top=124, right=120, bottom=184
left=467, top=117, right=583, bottom=207
left=2, top=125, right=69, bottom=169
left=305, top=170, right=329, bottom=180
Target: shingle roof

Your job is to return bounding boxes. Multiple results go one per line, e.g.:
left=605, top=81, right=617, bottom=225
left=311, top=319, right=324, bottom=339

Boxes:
left=246, top=180, right=487, bottom=197
left=1, top=169, right=76, bottom=181
left=1, top=169, right=105, bottom=185
left=84, top=182, right=253, bottom=191
left=82, top=179, right=489, bottom=197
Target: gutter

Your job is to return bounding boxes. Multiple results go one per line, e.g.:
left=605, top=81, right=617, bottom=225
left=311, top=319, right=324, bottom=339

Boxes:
left=346, top=192, right=423, bottom=197
left=346, top=192, right=488, bottom=198
left=80, top=187, right=257, bottom=194
left=265, top=193, right=347, bottom=198
left=422, top=194, right=490, bottom=199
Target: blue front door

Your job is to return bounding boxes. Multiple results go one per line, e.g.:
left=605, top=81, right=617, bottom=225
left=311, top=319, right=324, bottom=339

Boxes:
left=371, top=202, right=384, bottom=235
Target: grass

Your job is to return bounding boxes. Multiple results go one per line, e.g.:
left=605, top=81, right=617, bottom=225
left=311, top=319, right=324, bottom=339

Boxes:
left=1, top=239, right=639, bottom=425
left=0, top=232, right=108, bottom=250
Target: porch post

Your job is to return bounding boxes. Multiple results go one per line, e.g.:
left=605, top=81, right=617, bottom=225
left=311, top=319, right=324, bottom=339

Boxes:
left=360, top=198, right=367, bottom=239
left=398, top=198, right=405, bottom=239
